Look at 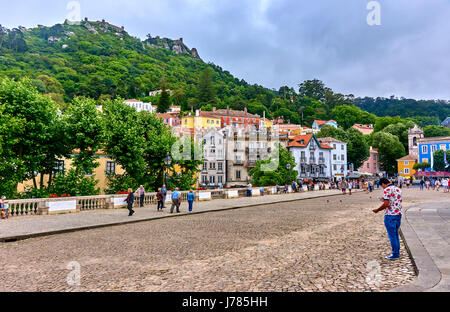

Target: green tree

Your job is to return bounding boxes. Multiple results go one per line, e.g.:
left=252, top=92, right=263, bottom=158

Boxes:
left=432, top=150, right=450, bottom=172
left=157, top=74, right=171, bottom=113
left=197, top=67, right=217, bottom=106
left=298, top=79, right=331, bottom=102
left=331, top=105, right=376, bottom=130
left=372, top=132, right=405, bottom=175
left=423, top=125, right=450, bottom=138
left=382, top=121, right=415, bottom=152
left=249, top=144, right=298, bottom=186
left=64, top=97, right=105, bottom=175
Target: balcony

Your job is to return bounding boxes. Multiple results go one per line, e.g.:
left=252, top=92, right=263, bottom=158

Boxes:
left=234, top=160, right=244, bottom=166
left=318, top=157, right=325, bottom=164
left=309, top=157, right=316, bottom=164
left=300, top=157, right=307, bottom=163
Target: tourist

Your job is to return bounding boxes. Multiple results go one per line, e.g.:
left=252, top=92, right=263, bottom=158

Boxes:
left=247, top=183, right=252, bottom=197
left=348, top=180, right=353, bottom=195
left=373, top=177, right=403, bottom=260
left=161, top=185, right=167, bottom=208
left=426, top=179, right=430, bottom=190
left=341, top=179, right=347, bottom=195
left=156, top=188, right=164, bottom=211
left=291, top=181, right=297, bottom=192
left=406, top=179, right=410, bottom=189
left=419, top=179, right=425, bottom=190
left=284, top=184, right=289, bottom=193
left=442, top=178, right=449, bottom=193
left=187, top=189, right=195, bottom=213
left=170, top=187, right=181, bottom=213
left=431, top=179, right=435, bottom=190
left=260, top=186, right=265, bottom=196
left=136, top=185, right=145, bottom=207
left=0, top=195, right=9, bottom=219
left=124, top=188, right=135, bottom=216
left=276, top=184, right=280, bottom=194
left=368, top=180, right=374, bottom=192
left=435, top=179, right=440, bottom=192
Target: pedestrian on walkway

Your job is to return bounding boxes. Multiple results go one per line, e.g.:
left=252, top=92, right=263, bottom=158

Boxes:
left=156, top=188, right=164, bottom=211
left=260, top=186, right=265, bottom=196
left=435, top=179, right=440, bottom=192
left=419, top=179, right=424, bottom=190
left=161, top=185, right=167, bottom=208
left=276, top=184, right=280, bottom=194
left=124, top=188, right=135, bottom=216
left=0, top=195, right=9, bottom=219
left=442, top=178, right=449, bottom=193
left=373, top=177, right=403, bottom=260
left=341, top=179, right=347, bottom=195
left=348, top=180, right=353, bottom=195
left=170, top=188, right=181, bottom=213
left=136, top=185, right=145, bottom=207
left=247, top=183, right=252, bottom=197
left=187, top=189, right=195, bottom=212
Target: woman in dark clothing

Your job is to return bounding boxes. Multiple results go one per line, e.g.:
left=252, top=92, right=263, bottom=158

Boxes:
left=125, top=188, right=135, bottom=216
left=156, top=188, right=164, bottom=211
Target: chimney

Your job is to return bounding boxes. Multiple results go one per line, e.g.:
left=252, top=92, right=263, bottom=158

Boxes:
left=226, top=106, right=230, bottom=114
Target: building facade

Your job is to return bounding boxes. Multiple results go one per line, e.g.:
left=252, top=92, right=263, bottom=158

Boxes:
left=318, top=137, right=348, bottom=180
left=358, top=146, right=381, bottom=175
left=196, top=129, right=227, bottom=188
left=312, top=120, right=338, bottom=132
left=288, top=134, right=333, bottom=180
left=123, top=99, right=154, bottom=113
left=396, top=155, right=418, bottom=179
left=418, top=136, right=450, bottom=168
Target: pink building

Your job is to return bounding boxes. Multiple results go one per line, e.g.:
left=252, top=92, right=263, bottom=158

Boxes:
left=156, top=113, right=181, bottom=127
left=352, top=124, right=374, bottom=135
left=358, top=146, right=381, bottom=175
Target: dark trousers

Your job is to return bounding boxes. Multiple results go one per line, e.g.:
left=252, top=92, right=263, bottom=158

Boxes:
left=384, top=215, right=402, bottom=257
left=170, top=198, right=180, bottom=213
left=127, top=203, right=134, bottom=216
left=188, top=200, right=193, bottom=212
left=140, top=195, right=144, bottom=207
left=157, top=200, right=163, bottom=210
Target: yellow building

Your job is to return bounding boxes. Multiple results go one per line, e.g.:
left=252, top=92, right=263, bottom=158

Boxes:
left=396, top=155, right=418, bottom=179
left=18, top=151, right=125, bottom=195
left=181, top=110, right=221, bottom=130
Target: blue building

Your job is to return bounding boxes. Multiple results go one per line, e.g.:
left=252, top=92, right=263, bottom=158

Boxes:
left=418, top=136, right=450, bottom=170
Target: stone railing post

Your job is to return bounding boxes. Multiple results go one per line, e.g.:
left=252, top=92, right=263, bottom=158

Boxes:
left=37, top=200, right=49, bottom=215
left=106, top=195, right=114, bottom=209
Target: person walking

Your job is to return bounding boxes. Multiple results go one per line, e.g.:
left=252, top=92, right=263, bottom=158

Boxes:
left=170, top=187, right=182, bottom=213
left=136, top=185, right=145, bottom=207
left=373, top=177, right=403, bottom=260
left=0, top=195, right=9, bottom=219
left=156, top=188, right=164, bottom=211
left=435, top=179, right=440, bottom=192
left=187, top=189, right=195, bottom=213
left=419, top=179, right=424, bottom=190
left=341, top=179, right=347, bottom=195
left=260, top=186, right=265, bottom=196
left=161, top=185, right=167, bottom=208
left=348, top=180, right=353, bottom=195
left=247, top=183, right=252, bottom=197
left=124, top=188, right=135, bottom=216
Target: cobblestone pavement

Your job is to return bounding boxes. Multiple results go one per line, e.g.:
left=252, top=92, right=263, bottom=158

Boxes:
left=0, top=188, right=446, bottom=292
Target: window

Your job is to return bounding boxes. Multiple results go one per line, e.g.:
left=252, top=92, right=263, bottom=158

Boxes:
left=236, top=170, right=241, bottom=179
left=53, top=160, right=65, bottom=175
left=185, top=119, right=188, bottom=124
left=210, top=162, right=216, bottom=170
left=422, top=145, right=428, bottom=154
left=431, top=145, right=437, bottom=153
left=422, top=158, right=428, bottom=163
left=341, top=155, right=345, bottom=161
left=374, top=155, right=377, bottom=161
left=218, top=176, right=223, bottom=184
left=333, top=144, right=336, bottom=149
left=333, top=164, right=337, bottom=171
left=218, top=162, right=223, bottom=171
left=106, top=161, right=116, bottom=176
left=236, top=142, right=241, bottom=149
left=218, top=150, right=223, bottom=158
left=203, top=162, right=207, bottom=171
left=209, top=176, right=215, bottom=184
left=367, top=163, right=370, bottom=169
left=210, top=149, right=215, bottom=154
left=440, top=144, right=446, bottom=151
left=404, top=161, right=409, bottom=166
left=341, top=145, right=344, bottom=150
left=333, top=154, right=337, bottom=160
left=210, top=136, right=215, bottom=145
left=404, top=168, right=410, bottom=174
left=202, top=175, right=208, bottom=183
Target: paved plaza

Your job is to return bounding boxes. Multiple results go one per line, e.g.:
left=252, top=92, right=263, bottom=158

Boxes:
left=0, top=188, right=448, bottom=292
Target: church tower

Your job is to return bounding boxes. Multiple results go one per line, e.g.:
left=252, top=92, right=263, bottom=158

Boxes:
left=408, top=125, right=424, bottom=156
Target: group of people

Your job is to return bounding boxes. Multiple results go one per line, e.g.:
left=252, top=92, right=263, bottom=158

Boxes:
left=418, top=178, right=449, bottom=192
left=0, top=195, right=9, bottom=219
left=124, top=184, right=196, bottom=216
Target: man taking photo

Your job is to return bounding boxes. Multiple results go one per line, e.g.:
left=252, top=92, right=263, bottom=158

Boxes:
left=373, top=177, right=403, bottom=260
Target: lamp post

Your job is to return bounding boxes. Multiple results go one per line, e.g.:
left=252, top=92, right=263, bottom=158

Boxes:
left=164, top=152, right=172, bottom=187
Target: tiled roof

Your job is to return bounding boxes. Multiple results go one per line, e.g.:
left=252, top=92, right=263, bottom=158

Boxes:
left=319, top=137, right=346, bottom=144
left=124, top=99, right=141, bottom=102
left=212, top=109, right=260, bottom=118
left=396, top=155, right=418, bottom=161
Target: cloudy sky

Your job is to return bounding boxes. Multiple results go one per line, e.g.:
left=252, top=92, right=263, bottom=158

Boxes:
left=1, top=0, right=450, bottom=100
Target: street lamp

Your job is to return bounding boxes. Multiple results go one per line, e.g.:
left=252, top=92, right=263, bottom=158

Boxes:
left=286, top=163, right=291, bottom=170
left=164, top=152, right=172, bottom=187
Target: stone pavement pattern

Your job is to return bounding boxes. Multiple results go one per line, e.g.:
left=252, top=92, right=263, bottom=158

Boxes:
left=393, top=199, right=450, bottom=292
left=0, top=190, right=348, bottom=241
left=2, top=189, right=442, bottom=292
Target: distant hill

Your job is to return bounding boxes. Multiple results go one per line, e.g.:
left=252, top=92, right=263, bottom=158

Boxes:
left=0, top=19, right=272, bottom=107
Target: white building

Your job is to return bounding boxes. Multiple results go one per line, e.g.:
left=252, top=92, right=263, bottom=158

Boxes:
left=318, top=137, right=348, bottom=180
left=288, top=134, right=333, bottom=180
left=124, top=99, right=154, bottom=113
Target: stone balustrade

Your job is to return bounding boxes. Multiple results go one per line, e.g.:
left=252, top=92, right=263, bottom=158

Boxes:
left=5, top=185, right=332, bottom=217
